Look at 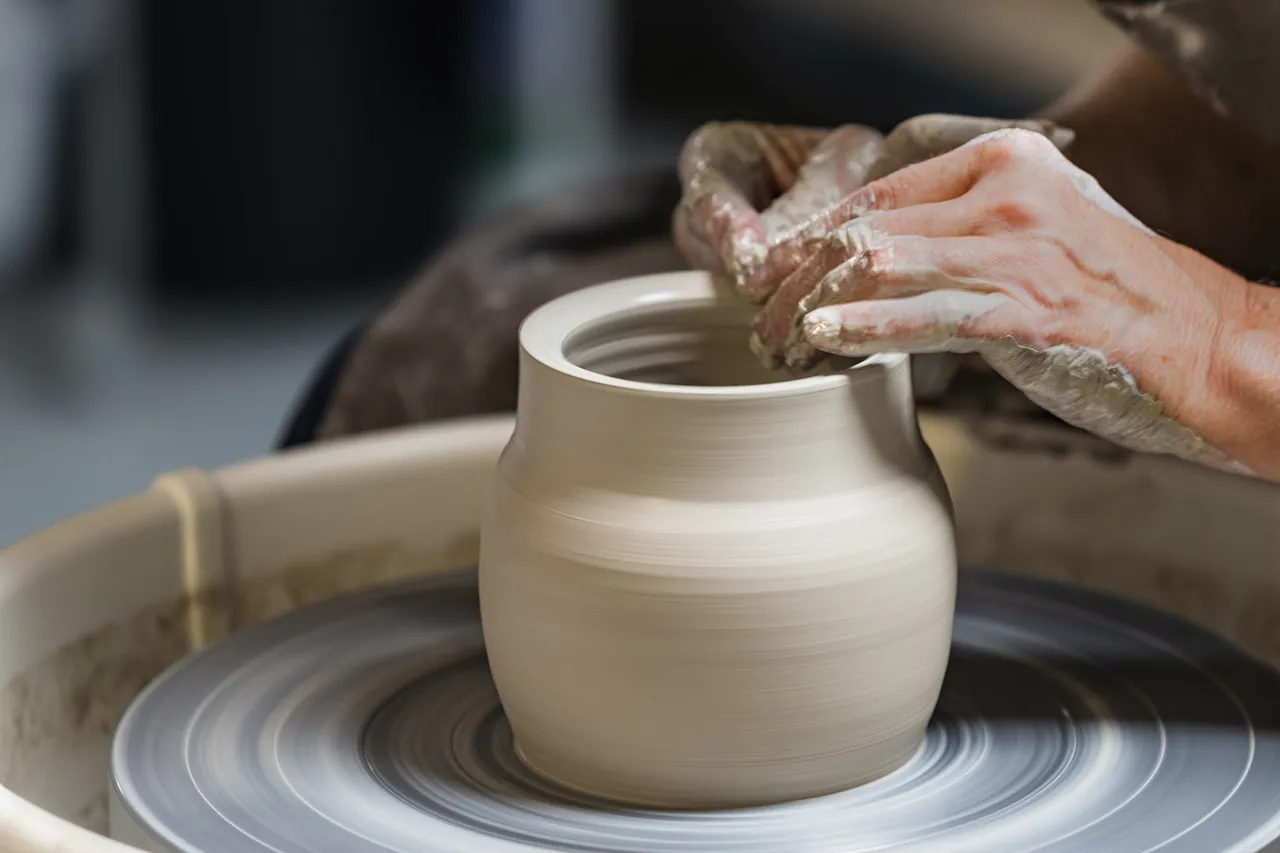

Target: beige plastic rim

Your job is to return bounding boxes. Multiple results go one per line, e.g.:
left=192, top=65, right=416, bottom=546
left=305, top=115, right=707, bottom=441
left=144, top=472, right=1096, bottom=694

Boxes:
left=0, top=411, right=1276, bottom=851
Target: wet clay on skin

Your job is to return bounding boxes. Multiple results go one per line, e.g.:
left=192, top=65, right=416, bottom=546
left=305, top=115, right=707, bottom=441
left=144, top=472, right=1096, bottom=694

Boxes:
left=798, top=130, right=1250, bottom=476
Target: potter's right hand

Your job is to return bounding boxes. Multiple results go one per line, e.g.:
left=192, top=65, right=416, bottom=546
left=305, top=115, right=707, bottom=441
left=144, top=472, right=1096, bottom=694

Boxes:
left=674, top=115, right=1074, bottom=369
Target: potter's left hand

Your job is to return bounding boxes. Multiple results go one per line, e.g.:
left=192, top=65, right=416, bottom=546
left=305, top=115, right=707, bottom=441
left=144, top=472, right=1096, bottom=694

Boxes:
left=761, top=128, right=1280, bottom=480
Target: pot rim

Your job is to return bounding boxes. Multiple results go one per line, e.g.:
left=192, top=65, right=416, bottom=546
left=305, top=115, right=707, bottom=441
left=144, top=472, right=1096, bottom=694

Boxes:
left=518, top=271, right=906, bottom=400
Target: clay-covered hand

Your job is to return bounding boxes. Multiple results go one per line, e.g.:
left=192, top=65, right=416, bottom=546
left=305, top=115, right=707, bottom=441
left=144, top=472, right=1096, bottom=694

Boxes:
left=673, top=121, right=881, bottom=298
left=673, top=115, right=1073, bottom=311
left=783, top=127, right=1273, bottom=478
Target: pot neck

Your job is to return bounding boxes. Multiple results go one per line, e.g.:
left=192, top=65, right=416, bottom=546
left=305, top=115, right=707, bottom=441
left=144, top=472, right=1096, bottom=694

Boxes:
left=502, top=353, right=934, bottom=500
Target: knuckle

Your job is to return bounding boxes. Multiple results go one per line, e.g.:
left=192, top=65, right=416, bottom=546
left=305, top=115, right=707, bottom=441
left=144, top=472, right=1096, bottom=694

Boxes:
left=977, top=128, right=1055, bottom=169
left=854, top=179, right=895, bottom=213
left=984, top=192, right=1044, bottom=231
left=854, top=245, right=894, bottom=280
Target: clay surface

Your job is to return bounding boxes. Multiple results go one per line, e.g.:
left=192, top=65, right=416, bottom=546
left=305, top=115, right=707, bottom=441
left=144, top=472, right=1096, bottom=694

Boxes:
left=478, top=272, right=957, bottom=807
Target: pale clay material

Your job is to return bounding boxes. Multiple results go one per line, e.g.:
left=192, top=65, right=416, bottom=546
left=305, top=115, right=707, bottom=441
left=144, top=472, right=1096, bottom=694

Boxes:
left=478, top=272, right=957, bottom=808
left=0, top=351, right=1278, bottom=849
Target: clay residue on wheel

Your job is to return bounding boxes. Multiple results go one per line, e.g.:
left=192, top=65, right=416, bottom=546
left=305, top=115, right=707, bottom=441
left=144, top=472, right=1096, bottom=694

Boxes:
left=0, top=535, right=483, bottom=833
left=972, top=530, right=1280, bottom=665
left=979, top=536, right=1236, bottom=636
left=0, top=595, right=203, bottom=831
left=74, top=790, right=108, bottom=833
left=236, top=533, right=481, bottom=626
left=927, top=414, right=1278, bottom=664
left=1, top=413, right=1275, bottom=837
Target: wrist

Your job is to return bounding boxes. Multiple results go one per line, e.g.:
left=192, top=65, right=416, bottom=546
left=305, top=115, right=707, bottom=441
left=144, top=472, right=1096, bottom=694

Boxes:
left=1150, top=238, right=1280, bottom=479
left=1200, top=278, right=1280, bottom=481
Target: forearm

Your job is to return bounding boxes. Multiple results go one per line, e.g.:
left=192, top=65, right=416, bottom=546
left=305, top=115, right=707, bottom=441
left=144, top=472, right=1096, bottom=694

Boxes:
left=1043, top=48, right=1280, bottom=278
left=1207, top=283, right=1280, bottom=481
left=1158, top=238, right=1280, bottom=480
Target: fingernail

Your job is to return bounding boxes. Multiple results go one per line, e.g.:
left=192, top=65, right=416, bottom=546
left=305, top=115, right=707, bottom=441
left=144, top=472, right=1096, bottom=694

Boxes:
left=803, top=309, right=842, bottom=343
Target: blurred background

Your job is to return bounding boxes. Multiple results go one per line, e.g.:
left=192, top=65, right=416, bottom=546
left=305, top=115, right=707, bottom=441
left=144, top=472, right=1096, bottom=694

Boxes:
left=0, top=0, right=1127, bottom=545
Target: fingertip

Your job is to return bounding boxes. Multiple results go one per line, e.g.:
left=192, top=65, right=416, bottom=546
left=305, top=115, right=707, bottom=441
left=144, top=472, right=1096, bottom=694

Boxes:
left=801, top=306, right=849, bottom=350
left=801, top=310, right=883, bottom=358
left=804, top=305, right=843, bottom=326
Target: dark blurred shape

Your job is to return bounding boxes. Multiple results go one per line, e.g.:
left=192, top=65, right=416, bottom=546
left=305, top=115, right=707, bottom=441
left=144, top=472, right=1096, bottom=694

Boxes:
left=136, top=0, right=1050, bottom=303
left=270, top=0, right=1067, bottom=446
left=616, top=0, right=1043, bottom=136
left=282, top=166, right=683, bottom=446
left=141, top=0, right=473, bottom=297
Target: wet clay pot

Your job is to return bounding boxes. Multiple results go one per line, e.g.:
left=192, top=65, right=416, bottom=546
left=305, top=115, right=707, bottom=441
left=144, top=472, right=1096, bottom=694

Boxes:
left=478, top=271, right=957, bottom=809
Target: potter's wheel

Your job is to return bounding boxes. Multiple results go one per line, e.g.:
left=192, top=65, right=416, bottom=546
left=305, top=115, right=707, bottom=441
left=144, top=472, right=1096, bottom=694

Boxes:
left=110, top=569, right=1280, bottom=853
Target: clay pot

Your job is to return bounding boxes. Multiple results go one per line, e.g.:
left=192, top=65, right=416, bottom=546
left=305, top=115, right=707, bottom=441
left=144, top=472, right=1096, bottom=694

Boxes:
left=478, top=271, right=957, bottom=809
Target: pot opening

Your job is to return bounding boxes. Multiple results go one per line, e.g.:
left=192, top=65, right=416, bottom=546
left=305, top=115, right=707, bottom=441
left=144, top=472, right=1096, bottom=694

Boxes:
left=561, top=303, right=849, bottom=387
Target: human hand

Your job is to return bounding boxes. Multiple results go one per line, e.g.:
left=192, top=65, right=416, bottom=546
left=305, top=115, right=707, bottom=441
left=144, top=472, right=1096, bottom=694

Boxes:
left=673, top=121, right=884, bottom=299
left=673, top=114, right=1073, bottom=366
left=780, top=127, right=1261, bottom=476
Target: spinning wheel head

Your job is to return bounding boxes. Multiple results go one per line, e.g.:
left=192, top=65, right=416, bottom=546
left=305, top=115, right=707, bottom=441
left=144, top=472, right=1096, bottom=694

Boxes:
left=110, top=569, right=1280, bottom=853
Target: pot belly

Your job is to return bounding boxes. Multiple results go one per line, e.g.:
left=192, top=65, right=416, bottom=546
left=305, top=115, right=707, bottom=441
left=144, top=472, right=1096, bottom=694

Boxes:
left=478, top=471, right=957, bottom=808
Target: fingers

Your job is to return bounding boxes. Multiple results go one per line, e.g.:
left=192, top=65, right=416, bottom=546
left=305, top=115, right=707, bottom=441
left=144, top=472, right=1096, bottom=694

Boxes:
left=822, top=127, right=1081, bottom=233
left=749, top=199, right=990, bottom=365
left=762, top=230, right=1044, bottom=363
left=865, top=114, right=1075, bottom=183
left=747, top=229, right=882, bottom=368
left=802, top=290, right=1028, bottom=356
left=677, top=122, right=826, bottom=201
left=671, top=205, right=724, bottom=274
left=674, top=168, right=766, bottom=286
left=762, top=126, right=884, bottom=241
left=676, top=116, right=1081, bottom=373
left=736, top=122, right=1075, bottom=304
left=674, top=122, right=830, bottom=292
left=736, top=191, right=878, bottom=303
left=673, top=116, right=1075, bottom=311
left=734, top=126, right=885, bottom=302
